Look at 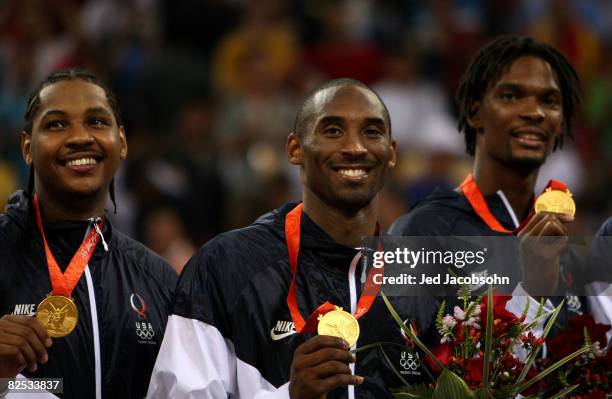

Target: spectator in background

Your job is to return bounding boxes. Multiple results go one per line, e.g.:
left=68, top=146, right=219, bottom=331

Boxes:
left=143, top=206, right=196, bottom=275
left=304, top=0, right=384, bottom=84
left=211, top=0, right=300, bottom=229
left=374, top=43, right=468, bottom=207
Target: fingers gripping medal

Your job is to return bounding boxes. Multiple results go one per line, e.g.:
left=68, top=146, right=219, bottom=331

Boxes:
left=317, top=307, right=360, bottom=347
left=534, top=180, right=576, bottom=217
left=32, top=194, right=103, bottom=338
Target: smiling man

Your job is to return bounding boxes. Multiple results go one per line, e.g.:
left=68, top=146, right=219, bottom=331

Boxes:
left=148, top=78, right=437, bottom=398
left=0, top=69, right=177, bottom=399
left=390, top=37, right=585, bottom=321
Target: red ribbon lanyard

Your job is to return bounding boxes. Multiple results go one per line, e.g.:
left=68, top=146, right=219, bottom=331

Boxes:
left=32, top=194, right=102, bottom=297
left=285, top=203, right=382, bottom=334
left=460, top=174, right=514, bottom=233
left=547, top=179, right=569, bottom=192
left=460, top=174, right=569, bottom=234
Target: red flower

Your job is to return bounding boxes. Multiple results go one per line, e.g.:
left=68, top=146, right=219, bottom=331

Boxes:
left=547, top=315, right=611, bottom=361
left=547, top=329, right=582, bottom=360
left=568, top=315, right=610, bottom=347
left=520, top=366, right=540, bottom=396
left=464, top=356, right=484, bottom=388
left=480, top=294, right=521, bottom=336
left=425, top=342, right=452, bottom=374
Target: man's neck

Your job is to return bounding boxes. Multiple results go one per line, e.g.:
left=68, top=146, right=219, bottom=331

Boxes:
left=302, top=190, right=378, bottom=248
left=473, top=157, right=539, bottom=221
left=35, top=188, right=106, bottom=222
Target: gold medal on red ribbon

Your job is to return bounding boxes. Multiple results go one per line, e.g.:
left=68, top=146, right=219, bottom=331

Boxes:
left=461, top=174, right=576, bottom=233
left=534, top=187, right=576, bottom=217
left=284, top=203, right=382, bottom=344
left=36, top=295, right=78, bottom=338
left=317, top=307, right=360, bottom=347
left=32, top=194, right=103, bottom=338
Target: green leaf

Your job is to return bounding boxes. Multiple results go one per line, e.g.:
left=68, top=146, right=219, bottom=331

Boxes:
left=482, top=285, right=493, bottom=387
left=378, top=344, right=410, bottom=387
left=393, top=383, right=434, bottom=398
left=432, top=369, right=475, bottom=399
left=473, top=388, right=494, bottom=399
left=393, top=392, right=431, bottom=399
left=382, top=291, right=443, bottom=371
left=353, top=341, right=406, bottom=353
left=515, top=299, right=565, bottom=385
left=514, top=345, right=590, bottom=394
left=546, top=384, right=580, bottom=399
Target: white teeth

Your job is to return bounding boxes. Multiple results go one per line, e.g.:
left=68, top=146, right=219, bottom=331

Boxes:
left=338, top=168, right=366, bottom=177
left=66, top=158, right=97, bottom=167
left=517, top=133, right=543, bottom=141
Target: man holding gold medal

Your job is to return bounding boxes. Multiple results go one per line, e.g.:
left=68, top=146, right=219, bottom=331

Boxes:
left=148, top=78, right=438, bottom=398
left=390, top=36, right=587, bottom=322
left=0, top=69, right=177, bottom=398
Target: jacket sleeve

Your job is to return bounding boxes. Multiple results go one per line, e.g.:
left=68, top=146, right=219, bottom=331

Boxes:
left=147, top=315, right=289, bottom=398
left=586, top=220, right=612, bottom=345
left=147, top=243, right=290, bottom=398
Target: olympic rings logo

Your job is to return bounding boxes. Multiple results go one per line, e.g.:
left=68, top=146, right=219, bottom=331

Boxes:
left=400, top=351, right=420, bottom=371
left=136, top=327, right=155, bottom=340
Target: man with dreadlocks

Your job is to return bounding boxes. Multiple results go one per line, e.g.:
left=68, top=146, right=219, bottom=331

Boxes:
left=390, top=36, right=593, bottom=333
left=0, top=69, right=177, bottom=398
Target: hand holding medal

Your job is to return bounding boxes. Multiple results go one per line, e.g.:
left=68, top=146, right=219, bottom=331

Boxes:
left=518, top=180, right=575, bottom=295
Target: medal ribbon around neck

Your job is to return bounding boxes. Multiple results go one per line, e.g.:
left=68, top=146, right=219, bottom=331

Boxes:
left=460, top=173, right=570, bottom=234
left=285, top=203, right=383, bottom=334
left=32, top=194, right=102, bottom=297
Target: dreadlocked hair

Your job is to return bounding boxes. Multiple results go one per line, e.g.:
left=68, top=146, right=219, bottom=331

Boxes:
left=456, top=35, right=581, bottom=156
left=23, top=68, right=122, bottom=212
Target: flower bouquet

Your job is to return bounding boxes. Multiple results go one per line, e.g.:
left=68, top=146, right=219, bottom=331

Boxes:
left=537, top=315, right=611, bottom=398
left=380, top=287, right=593, bottom=399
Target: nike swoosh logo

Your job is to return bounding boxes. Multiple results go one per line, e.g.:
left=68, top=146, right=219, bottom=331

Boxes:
left=270, top=329, right=297, bottom=341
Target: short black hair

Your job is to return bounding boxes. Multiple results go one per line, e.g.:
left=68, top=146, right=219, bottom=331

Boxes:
left=293, top=77, right=391, bottom=137
left=24, top=68, right=122, bottom=134
left=23, top=68, right=122, bottom=212
left=456, top=35, right=581, bottom=156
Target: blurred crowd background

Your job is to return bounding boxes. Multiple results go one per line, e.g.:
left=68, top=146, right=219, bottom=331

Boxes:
left=1, top=0, right=611, bottom=273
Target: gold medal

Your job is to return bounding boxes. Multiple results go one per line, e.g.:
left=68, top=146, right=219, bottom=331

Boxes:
left=317, top=307, right=360, bottom=347
left=534, top=188, right=576, bottom=216
left=36, top=295, right=78, bottom=338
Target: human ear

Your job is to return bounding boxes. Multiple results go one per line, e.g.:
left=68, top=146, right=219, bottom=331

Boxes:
left=388, top=139, right=397, bottom=168
left=466, top=101, right=483, bottom=130
left=287, top=133, right=304, bottom=165
left=118, top=126, right=128, bottom=160
left=20, top=131, right=32, bottom=166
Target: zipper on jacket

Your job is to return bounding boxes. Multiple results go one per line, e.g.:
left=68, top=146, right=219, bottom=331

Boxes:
left=347, top=251, right=362, bottom=399
left=83, top=223, right=103, bottom=399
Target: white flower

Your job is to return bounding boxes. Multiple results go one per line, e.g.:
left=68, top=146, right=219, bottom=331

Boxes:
left=466, top=317, right=481, bottom=330
left=454, top=306, right=465, bottom=321
left=442, top=315, right=457, bottom=330
left=591, top=341, right=606, bottom=358
left=440, top=336, right=450, bottom=344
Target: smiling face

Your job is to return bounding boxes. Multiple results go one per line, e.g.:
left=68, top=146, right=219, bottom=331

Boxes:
left=21, top=79, right=127, bottom=203
left=288, top=85, right=396, bottom=214
left=470, top=56, right=563, bottom=167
